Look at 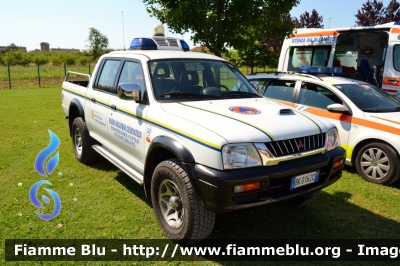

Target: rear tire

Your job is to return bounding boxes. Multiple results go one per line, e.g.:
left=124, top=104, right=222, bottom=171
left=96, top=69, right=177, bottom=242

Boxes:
left=151, top=159, right=215, bottom=245
left=71, top=117, right=99, bottom=164
left=287, top=190, right=320, bottom=208
left=355, top=142, right=400, bottom=185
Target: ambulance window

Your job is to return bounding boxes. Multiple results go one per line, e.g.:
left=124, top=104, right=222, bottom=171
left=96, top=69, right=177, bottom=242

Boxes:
left=313, top=48, right=329, bottom=66
left=299, top=83, right=342, bottom=109
left=288, top=46, right=331, bottom=71
left=393, top=45, right=400, bottom=71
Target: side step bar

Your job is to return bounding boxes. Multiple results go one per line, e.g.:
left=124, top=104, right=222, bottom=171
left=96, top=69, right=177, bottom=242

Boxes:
left=92, top=145, right=144, bottom=185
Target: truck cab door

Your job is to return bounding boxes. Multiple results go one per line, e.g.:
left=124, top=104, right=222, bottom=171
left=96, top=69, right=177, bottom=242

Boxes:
left=85, top=59, right=122, bottom=147
left=107, top=60, right=148, bottom=173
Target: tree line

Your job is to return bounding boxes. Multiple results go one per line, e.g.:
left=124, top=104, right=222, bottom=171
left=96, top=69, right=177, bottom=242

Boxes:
left=3, top=0, right=400, bottom=71
left=143, top=0, right=400, bottom=73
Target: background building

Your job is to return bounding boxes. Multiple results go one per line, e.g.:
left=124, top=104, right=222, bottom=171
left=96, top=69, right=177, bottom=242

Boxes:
left=40, top=42, right=80, bottom=52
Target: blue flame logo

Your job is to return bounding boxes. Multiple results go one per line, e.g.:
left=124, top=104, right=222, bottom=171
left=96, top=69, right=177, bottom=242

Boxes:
left=29, top=180, right=61, bottom=220
left=34, top=130, right=60, bottom=177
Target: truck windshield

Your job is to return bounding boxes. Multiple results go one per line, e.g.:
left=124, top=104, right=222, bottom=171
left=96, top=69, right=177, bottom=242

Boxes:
left=334, top=83, right=400, bottom=112
left=149, top=59, right=261, bottom=101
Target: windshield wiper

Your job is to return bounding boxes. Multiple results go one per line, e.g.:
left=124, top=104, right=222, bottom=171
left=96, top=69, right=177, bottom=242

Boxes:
left=221, top=91, right=261, bottom=97
left=159, top=92, right=223, bottom=99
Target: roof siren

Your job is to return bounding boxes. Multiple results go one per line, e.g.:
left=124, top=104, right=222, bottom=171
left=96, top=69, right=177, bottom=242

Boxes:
left=153, top=25, right=165, bottom=37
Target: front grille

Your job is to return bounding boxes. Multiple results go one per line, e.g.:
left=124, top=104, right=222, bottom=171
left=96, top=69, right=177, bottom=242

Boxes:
left=265, top=133, right=325, bottom=157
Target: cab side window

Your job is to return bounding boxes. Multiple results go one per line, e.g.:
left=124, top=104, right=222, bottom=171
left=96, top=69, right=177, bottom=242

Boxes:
left=117, top=61, right=146, bottom=97
left=299, top=83, right=342, bottom=109
left=264, top=80, right=296, bottom=102
left=96, top=60, right=121, bottom=93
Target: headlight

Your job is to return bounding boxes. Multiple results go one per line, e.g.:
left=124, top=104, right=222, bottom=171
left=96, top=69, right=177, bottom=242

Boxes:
left=326, top=128, right=340, bottom=151
left=222, top=144, right=262, bottom=169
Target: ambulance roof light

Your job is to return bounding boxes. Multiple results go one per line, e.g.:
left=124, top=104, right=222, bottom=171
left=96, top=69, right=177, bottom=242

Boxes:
left=300, top=66, right=343, bottom=74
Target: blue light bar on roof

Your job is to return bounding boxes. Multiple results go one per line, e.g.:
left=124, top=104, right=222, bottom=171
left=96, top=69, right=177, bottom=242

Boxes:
left=300, top=66, right=342, bottom=74
left=129, top=37, right=190, bottom=51
left=394, top=22, right=400, bottom=25
left=130, top=38, right=157, bottom=50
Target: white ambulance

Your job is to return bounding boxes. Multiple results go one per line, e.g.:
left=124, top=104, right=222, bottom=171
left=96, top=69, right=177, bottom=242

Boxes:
left=278, top=22, right=400, bottom=98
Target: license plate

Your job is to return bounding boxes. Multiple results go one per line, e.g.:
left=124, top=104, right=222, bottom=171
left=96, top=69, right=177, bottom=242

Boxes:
left=290, top=170, right=320, bottom=190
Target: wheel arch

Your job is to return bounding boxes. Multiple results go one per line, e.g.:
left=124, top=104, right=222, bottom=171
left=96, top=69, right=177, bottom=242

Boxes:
left=143, top=136, right=195, bottom=199
left=68, top=99, right=85, bottom=137
left=351, top=138, right=399, bottom=166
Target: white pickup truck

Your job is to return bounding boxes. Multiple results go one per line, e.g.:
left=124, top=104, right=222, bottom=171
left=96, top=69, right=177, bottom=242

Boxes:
left=61, top=35, right=346, bottom=244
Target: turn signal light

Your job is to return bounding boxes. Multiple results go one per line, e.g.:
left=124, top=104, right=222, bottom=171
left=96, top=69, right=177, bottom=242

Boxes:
left=333, top=159, right=344, bottom=169
left=234, top=182, right=260, bottom=193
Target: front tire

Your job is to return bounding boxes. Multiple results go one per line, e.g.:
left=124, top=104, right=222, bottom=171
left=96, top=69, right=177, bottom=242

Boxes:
left=151, top=159, right=215, bottom=245
left=355, top=142, right=400, bottom=185
left=71, top=117, right=99, bottom=164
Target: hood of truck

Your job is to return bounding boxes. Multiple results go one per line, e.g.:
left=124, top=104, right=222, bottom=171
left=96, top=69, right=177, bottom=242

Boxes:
left=161, top=98, right=331, bottom=143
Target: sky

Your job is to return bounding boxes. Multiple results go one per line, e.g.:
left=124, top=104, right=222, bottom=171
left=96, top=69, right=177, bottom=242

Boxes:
left=0, top=0, right=396, bottom=52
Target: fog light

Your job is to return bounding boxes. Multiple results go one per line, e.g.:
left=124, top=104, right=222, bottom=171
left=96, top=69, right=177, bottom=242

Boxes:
left=234, top=182, right=260, bottom=193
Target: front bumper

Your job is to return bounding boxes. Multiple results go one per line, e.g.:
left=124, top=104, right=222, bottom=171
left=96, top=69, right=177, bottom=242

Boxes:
left=185, top=147, right=346, bottom=213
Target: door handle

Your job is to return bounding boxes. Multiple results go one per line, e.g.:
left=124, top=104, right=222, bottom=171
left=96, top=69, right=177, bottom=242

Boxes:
left=111, top=104, right=116, bottom=110
left=91, top=97, right=96, bottom=102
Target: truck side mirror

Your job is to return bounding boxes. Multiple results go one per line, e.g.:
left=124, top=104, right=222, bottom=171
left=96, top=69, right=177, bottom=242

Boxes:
left=117, top=83, right=141, bottom=102
left=327, top=103, right=350, bottom=114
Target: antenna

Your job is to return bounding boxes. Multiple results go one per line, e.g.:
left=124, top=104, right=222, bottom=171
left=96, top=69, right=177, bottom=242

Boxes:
left=122, top=11, right=126, bottom=50
left=328, top=18, right=333, bottom=29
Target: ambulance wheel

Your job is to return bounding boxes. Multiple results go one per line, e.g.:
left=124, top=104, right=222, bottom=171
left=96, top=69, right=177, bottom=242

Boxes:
left=355, top=142, right=400, bottom=185
left=287, top=190, right=320, bottom=207
left=71, top=117, right=99, bottom=164
left=151, top=158, right=215, bottom=245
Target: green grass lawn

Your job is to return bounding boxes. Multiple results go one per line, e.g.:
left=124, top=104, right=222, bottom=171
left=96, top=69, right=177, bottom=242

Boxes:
left=1, top=87, right=400, bottom=265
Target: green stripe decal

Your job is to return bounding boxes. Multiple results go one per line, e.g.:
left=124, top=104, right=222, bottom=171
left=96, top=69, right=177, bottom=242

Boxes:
left=62, top=88, right=221, bottom=151
left=292, top=108, right=322, bottom=133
